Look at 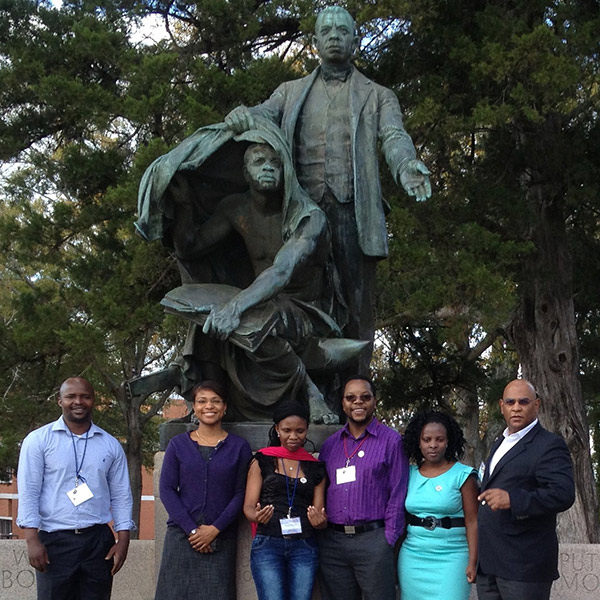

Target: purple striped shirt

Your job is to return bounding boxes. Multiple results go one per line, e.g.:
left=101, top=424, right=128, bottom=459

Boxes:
left=319, top=418, right=409, bottom=545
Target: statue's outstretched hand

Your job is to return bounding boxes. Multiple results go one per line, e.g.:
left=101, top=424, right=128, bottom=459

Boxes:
left=400, top=159, right=432, bottom=202
left=224, top=105, right=255, bottom=133
left=202, top=301, right=242, bottom=340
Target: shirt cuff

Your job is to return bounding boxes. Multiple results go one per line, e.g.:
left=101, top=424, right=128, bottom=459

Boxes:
left=113, top=520, right=137, bottom=531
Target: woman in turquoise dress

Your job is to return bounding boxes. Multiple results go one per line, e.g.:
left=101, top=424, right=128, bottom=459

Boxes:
left=398, top=411, right=478, bottom=600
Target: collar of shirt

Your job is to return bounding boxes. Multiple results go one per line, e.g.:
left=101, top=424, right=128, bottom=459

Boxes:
left=488, top=419, right=539, bottom=476
left=501, top=418, right=538, bottom=442
left=320, top=64, right=353, bottom=82
left=53, top=415, right=103, bottom=437
left=341, top=416, right=380, bottom=440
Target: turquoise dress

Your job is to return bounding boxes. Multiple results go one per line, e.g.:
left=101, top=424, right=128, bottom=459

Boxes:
left=398, top=462, right=476, bottom=600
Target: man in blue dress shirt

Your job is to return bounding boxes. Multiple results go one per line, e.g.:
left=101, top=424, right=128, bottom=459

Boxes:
left=17, top=377, right=135, bottom=600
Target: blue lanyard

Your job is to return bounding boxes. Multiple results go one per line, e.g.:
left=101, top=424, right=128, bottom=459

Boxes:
left=70, top=428, right=89, bottom=486
left=282, top=459, right=300, bottom=519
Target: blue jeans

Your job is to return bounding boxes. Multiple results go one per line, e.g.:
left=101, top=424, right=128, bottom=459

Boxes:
left=250, top=535, right=319, bottom=600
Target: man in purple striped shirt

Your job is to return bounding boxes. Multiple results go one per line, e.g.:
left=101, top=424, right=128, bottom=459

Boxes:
left=318, top=375, right=409, bottom=600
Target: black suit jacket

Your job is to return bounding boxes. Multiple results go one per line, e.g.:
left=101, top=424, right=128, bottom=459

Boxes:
left=478, top=422, right=575, bottom=582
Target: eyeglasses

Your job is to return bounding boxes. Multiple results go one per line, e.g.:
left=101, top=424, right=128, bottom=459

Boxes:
left=195, top=398, right=224, bottom=406
left=343, top=393, right=374, bottom=403
left=502, top=398, right=532, bottom=406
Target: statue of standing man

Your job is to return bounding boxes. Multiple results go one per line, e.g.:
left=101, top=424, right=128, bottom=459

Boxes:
left=225, top=5, right=431, bottom=372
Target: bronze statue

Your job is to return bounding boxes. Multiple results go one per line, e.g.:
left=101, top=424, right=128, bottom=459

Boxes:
left=134, top=120, right=365, bottom=422
left=225, top=5, right=431, bottom=373
left=131, top=5, right=431, bottom=422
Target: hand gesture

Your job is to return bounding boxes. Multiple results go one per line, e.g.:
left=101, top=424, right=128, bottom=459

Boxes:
left=307, top=505, right=327, bottom=529
left=202, top=301, right=242, bottom=340
left=188, top=525, right=219, bottom=553
left=26, top=538, right=50, bottom=572
left=254, top=502, right=274, bottom=524
left=224, top=106, right=256, bottom=134
left=105, top=540, right=129, bottom=575
left=466, top=561, right=477, bottom=583
left=400, top=159, right=432, bottom=202
left=478, top=488, right=511, bottom=511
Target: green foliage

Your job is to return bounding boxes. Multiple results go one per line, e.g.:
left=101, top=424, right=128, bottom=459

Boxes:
left=370, top=0, right=599, bottom=458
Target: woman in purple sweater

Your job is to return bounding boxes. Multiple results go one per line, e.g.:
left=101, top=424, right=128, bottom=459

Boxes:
left=154, top=381, right=252, bottom=600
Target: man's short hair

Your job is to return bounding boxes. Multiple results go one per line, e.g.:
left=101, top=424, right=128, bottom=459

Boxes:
left=341, top=374, right=376, bottom=398
left=243, top=143, right=276, bottom=166
left=315, top=6, right=357, bottom=36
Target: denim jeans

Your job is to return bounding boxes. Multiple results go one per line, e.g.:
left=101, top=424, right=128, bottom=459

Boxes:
left=250, top=535, right=319, bottom=600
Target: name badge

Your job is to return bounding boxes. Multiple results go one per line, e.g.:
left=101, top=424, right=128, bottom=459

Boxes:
left=478, top=462, right=486, bottom=482
left=66, top=482, right=94, bottom=506
left=280, top=517, right=302, bottom=535
left=336, top=465, right=356, bottom=484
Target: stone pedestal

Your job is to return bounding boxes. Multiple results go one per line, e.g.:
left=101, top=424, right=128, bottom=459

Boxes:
left=0, top=539, right=155, bottom=600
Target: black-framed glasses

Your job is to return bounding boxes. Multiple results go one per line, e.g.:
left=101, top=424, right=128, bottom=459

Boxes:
left=343, top=393, right=374, bottom=403
left=502, top=398, right=532, bottom=406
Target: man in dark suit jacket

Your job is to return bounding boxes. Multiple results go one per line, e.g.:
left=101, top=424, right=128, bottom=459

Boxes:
left=477, top=379, right=575, bottom=600
left=225, top=5, right=431, bottom=372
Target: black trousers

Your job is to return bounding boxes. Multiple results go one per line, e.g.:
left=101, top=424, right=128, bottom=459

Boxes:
left=37, top=524, right=115, bottom=600
left=318, top=527, right=397, bottom=600
left=318, top=192, right=377, bottom=375
left=476, top=572, right=553, bottom=600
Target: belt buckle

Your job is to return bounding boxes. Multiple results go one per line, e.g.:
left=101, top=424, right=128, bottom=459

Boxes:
left=73, top=528, right=83, bottom=535
left=343, top=525, right=356, bottom=535
left=422, top=517, right=438, bottom=531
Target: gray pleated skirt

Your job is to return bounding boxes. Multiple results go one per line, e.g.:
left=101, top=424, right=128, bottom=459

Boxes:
left=154, top=526, right=237, bottom=600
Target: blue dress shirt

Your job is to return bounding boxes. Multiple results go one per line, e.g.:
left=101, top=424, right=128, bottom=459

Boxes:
left=17, top=416, right=135, bottom=532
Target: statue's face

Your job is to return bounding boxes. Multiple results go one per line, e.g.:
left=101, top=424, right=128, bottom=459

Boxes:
left=244, top=145, right=283, bottom=192
left=313, top=10, right=358, bottom=66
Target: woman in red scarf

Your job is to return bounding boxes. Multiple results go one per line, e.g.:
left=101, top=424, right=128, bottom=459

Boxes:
left=244, top=402, right=327, bottom=600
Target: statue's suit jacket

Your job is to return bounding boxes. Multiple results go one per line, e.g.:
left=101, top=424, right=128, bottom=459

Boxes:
left=478, top=422, right=575, bottom=582
left=251, top=66, right=417, bottom=259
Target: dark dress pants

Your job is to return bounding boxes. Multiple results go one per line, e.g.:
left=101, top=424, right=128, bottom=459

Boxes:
left=318, top=527, right=397, bottom=600
left=318, top=192, right=377, bottom=375
left=476, top=572, right=553, bottom=600
left=37, top=524, right=115, bottom=600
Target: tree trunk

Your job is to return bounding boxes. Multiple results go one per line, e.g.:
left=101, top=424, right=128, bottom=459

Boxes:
left=118, top=385, right=143, bottom=540
left=125, top=432, right=143, bottom=541
left=508, top=179, right=600, bottom=543
left=453, top=384, right=482, bottom=467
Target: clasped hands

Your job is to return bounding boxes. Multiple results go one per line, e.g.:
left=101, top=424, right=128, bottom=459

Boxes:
left=188, top=524, right=219, bottom=553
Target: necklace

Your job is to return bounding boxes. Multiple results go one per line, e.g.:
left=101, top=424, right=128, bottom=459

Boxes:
left=281, top=458, right=299, bottom=472
left=193, top=429, right=226, bottom=446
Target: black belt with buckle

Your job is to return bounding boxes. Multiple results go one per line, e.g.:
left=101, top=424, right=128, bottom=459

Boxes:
left=67, top=524, right=105, bottom=535
left=406, top=513, right=465, bottom=530
left=328, top=520, right=385, bottom=535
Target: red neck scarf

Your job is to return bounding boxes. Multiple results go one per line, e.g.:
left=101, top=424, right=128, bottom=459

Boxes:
left=257, top=446, right=318, bottom=462
left=250, top=445, right=318, bottom=538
